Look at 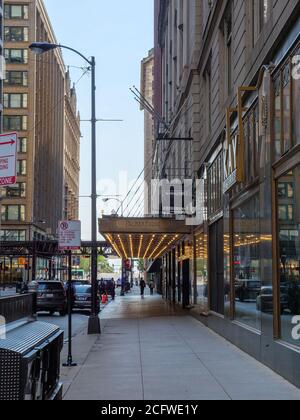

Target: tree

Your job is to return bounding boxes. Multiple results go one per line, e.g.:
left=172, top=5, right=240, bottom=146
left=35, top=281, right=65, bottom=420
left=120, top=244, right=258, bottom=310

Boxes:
left=136, top=259, right=145, bottom=273
left=80, top=255, right=114, bottom=274
left=98, top=255, right=114, bottom=274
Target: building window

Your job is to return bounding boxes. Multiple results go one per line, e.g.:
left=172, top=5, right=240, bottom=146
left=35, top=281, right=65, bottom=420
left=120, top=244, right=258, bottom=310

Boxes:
left=279, top=205, right=294, bottom=222
left=243, top=103, right=260, bottom=184
left=17, top=160, right=27, bottom=176
left=195, top=233, right=208, bottom=311
left=4, top=26, right=29, bottom=42
left=273, top=45, right=300, bottom=161
left=18, top=137, right=27, bottom=153
left=233, top=193, right=261, bottom=331
left=278, top=182, right=295, bottom=199
left=204, top=55, right=212, bottom=138
left=222, top=3, right=233, bottom=96
left=5, top=71, right=28, bottom=86
left=4, top=48, right=28, bottom=64
left=3, top=115, right=28, bottom=131
left=207, top=152, right=223, bottom=218
left=277, top=165, right=300, bottom=348
left=1, top=205, right=26, bottom=222
left=0, top=230, right=26, bottom=242
left=1, top=183, right=26, bottom=198
left=4, top=93, right=28, bottom=109
left=253, top=0, right=269, bottom=44
left=4, top=4, right=29, bottom=20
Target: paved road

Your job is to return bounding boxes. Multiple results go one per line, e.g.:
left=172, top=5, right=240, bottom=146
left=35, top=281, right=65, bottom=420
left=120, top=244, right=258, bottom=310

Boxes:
left=37, top=312, right=90, bottom=339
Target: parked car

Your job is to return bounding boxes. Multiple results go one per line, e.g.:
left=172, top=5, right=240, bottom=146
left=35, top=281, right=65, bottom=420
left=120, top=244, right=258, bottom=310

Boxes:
left=73, top=284, right=100, bottom=312
left=256, top=286, right=289, bottom=314
left=235, top=279, right=261, bottom=302
left=36, top=281, right=67, bottom=316
left=63, top=279, right=90, bottom=290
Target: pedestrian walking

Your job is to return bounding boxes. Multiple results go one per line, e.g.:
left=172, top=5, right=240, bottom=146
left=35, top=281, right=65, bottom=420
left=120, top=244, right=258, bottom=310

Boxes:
left=149, top=280, right=155, bottom=296
left=140, top=278, right=146, bottom=299
left=111, top=278, right=116, bottom=300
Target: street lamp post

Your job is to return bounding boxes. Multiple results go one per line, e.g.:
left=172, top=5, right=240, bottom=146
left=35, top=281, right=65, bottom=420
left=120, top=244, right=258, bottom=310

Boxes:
left=29, top=42, right=101, bottom=335
left=103, top=197, right=124, bottom=217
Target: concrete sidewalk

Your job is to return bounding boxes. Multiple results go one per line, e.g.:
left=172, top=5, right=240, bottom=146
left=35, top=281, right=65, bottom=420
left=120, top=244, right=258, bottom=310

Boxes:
left=62, top=293, right=300, bottom=401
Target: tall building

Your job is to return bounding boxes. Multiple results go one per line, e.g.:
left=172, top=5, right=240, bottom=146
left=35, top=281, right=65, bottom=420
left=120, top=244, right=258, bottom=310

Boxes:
left=64, top=70, right=80, bottom=221
left=2, top=0, right=80, bottom=242
left=153, top=0, right=201, bottom=200
left=154, top=0, right=300, bottom=388
left=140, top=49, right=154, bottom=215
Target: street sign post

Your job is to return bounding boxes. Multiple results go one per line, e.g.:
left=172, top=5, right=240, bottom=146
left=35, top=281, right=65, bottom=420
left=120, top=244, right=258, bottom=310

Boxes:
left=58, top=220, right=81, bottom=251
left=0, top=132, right=17, bottom=186
left=59, top=220, right=81, bottom=368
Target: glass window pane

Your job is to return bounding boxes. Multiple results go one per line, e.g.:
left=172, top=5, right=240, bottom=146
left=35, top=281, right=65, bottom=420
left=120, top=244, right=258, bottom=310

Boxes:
left=283, top=65, right=291, bottom=153
left=11, top=5, right=23, bottom=18
left=7, top=206, right=19, bottom=221
left=278, top=165, right=300, bottom=348
left=195, top=233, right=208, bottom=312
left=274, top=76, right=282, bottom=159
left=233, top=194, right=261, bottom=331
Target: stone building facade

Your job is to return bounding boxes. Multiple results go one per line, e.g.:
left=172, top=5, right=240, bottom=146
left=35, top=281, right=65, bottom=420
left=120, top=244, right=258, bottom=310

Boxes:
left=2, top=0, right=80, bottom=242
left=155, top=0, right=300, bottom=388
left=64, top=71, right=80, bottom=221
left=140, top=49, right=154, bottom=215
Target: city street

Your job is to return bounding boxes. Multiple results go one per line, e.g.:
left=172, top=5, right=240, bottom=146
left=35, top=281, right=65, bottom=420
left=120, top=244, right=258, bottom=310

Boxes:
left=2, top=0, right=300, bottom=403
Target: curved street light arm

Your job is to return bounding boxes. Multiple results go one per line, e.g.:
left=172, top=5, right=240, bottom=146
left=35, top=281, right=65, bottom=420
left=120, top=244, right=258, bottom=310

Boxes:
left=56, top=44, right=93, bottom=66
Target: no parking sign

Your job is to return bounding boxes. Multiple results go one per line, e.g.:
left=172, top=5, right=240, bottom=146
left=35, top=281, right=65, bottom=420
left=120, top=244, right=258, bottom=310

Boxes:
left=58, top=221, right=81, bottom=251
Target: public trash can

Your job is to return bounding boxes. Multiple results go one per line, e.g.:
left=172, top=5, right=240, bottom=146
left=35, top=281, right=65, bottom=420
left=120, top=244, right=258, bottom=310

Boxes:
left=0, top=321, right=64, bottom=400
left=0, top=294, right=64, bottom=401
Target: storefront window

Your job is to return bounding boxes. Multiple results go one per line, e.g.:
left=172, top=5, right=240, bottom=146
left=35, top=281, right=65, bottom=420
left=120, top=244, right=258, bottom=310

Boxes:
left=195, top=233, right=208, bottom=311
left=278, top=165, right=300, bottom=348
left=233, top=194, right=261, bottom=331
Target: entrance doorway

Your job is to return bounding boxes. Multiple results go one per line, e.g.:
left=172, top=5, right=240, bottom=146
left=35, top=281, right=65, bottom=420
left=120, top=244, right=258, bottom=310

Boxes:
left=209, top=219, right=224, bottom=315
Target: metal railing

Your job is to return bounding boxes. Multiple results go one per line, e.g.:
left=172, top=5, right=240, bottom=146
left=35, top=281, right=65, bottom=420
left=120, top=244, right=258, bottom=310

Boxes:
left=0, top=293, right=36, bottom=324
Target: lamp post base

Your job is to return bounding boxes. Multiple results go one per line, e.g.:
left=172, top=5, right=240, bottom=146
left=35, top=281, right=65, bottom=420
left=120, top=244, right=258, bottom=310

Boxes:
left=88, top=315, right=101, bottom=335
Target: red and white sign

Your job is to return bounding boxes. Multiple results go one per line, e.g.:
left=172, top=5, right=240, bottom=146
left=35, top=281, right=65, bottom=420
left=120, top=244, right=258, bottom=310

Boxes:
left=58, top=220, right=81, bottom=251
left=0, top=132, right=17, bottom=186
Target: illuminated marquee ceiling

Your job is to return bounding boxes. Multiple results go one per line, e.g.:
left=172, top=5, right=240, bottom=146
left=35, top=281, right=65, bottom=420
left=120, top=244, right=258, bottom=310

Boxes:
left=99, top=217, right=191, bottom=260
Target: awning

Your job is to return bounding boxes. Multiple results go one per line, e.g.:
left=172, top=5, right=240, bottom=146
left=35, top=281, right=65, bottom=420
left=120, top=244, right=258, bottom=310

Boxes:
left=147, top=259, right=162, bottom=274
left=99, top=217, right=191, bottom=260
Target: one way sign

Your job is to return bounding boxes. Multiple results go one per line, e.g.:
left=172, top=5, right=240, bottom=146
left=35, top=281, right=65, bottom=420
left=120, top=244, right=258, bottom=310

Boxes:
left=0, top=132, right=17, bottom=186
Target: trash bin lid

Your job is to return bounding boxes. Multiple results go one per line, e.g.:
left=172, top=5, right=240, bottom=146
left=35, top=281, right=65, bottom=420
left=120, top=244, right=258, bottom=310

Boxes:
left=0, top=321, right=61, bottom=355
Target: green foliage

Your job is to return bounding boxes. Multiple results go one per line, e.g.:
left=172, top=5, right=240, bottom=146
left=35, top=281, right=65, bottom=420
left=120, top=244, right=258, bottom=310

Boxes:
left=136, top=259, right=145, bottom=272
left=80, top=255, right=114, bottom=274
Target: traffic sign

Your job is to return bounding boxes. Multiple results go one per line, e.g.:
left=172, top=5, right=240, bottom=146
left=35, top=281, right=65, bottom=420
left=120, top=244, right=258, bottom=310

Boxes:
left=0, top=132, right=17, bottom=186
left=58, top=220, right=81, bottom=251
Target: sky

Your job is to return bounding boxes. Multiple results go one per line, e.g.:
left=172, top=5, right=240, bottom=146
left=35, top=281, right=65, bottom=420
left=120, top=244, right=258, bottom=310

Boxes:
left=44, top=0, right=154, bottom=240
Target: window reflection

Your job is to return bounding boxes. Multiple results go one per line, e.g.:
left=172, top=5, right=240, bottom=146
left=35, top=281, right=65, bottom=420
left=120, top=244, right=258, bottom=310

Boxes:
left=278, top=165, right=300, bottom=347
left=233, top=194, right=262, bottom=331
left=195, top=233, right=208, bottom=312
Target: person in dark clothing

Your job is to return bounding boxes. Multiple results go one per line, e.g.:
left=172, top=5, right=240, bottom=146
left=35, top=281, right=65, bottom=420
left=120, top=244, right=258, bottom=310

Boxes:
left=111, top=278, right=116, bottom=300
left=140, top=278, right=146, bottom=299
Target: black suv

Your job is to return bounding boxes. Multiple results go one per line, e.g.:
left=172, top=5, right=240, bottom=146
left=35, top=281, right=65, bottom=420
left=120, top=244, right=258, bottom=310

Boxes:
left=37, top=281, right=67, bottom=316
